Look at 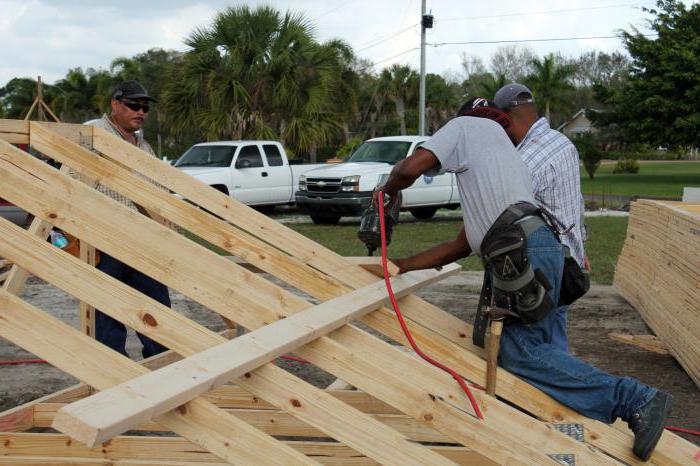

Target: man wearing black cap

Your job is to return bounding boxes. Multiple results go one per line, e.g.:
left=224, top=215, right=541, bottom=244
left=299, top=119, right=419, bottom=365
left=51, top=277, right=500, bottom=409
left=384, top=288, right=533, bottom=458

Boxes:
left=379, top=98, right=672, bottom=461
left=494, top=83, right=588, bottom=353
left=84, top=80, right=170, bottom=359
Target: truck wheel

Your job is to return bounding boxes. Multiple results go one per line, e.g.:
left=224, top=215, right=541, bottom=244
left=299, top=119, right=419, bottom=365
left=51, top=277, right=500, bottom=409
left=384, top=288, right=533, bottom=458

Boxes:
left=410, top=207, right=438, bottom=220
left=310, top=214, right=341, bottom=225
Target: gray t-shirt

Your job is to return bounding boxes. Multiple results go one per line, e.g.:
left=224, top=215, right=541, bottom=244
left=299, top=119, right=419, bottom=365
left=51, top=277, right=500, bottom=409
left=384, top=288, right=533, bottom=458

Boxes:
left=422, top=117, right=536, bottom=255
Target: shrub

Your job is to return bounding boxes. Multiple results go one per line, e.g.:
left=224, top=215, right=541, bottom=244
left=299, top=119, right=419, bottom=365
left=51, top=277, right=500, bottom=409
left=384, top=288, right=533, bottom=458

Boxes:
left=574, top=133, right=604, bottom=179
left=612, top=158, right=640, bottom=174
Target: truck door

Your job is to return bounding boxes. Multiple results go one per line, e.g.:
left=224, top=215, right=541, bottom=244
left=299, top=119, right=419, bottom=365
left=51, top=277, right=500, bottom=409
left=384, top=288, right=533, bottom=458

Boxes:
left=231, top=144, right=277, bottom=205
left=262, top=144, right=293, bottom=203
left=401, top=142, right=452, bottom=206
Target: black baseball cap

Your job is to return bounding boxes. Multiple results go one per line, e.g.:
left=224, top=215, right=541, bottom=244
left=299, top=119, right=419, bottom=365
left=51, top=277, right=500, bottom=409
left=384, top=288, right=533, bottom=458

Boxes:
left=111, top=80, right=157, bottom=103
left=493, top=83, right=534, bottom=110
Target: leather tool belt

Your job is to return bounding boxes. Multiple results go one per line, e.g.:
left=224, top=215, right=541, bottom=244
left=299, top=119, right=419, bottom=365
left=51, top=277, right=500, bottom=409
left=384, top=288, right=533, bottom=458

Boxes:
left=472, top=202, right=555, bottom=348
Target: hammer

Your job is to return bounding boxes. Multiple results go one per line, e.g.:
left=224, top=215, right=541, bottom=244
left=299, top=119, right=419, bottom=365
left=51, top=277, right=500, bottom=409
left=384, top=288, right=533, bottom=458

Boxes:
left=485, top=319, right=504, bottom=396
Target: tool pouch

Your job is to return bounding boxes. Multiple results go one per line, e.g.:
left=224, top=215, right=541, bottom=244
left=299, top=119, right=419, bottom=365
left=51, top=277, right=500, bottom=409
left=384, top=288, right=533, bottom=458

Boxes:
left=472, top=203, right=554, bottom=347
left=559, top=246, right=589, bottom=306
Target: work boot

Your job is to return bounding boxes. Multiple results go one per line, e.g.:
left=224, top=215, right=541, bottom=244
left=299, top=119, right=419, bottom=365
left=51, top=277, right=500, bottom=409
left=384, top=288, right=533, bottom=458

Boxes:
left=627, top=391, right=673, bottom=461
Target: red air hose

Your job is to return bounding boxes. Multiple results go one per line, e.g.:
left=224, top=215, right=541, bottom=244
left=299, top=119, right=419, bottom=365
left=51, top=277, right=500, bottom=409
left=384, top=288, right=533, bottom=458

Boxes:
left=0, top=359, right=46, bottom=365
left=666, top=426, right=700, bottom=437
left=378, top=191, right=484, bottom=420
left=279, top=355, right=309, bottom=364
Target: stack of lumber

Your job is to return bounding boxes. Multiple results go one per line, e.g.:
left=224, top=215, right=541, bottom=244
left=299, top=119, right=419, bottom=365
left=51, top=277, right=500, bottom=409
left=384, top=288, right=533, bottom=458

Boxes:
left=614, top=200, right=700, bottom=388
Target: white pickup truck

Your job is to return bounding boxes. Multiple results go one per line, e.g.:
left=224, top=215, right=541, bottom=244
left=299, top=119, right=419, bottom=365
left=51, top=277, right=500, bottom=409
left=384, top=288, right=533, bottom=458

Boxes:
left=295, top=136, right=460, bottom=224
left=175, top=141, right=325, bottom=211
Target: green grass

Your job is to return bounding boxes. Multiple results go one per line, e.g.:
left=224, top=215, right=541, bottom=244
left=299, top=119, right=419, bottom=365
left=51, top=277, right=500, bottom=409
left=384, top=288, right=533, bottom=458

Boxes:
left=289, top=216, right=629, bottom=285
left=581, top=161, right=700, bottom=198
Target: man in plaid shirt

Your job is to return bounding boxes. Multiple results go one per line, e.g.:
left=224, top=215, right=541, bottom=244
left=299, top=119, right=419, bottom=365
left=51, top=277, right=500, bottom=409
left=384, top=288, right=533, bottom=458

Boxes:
left=494, top=83, right=588, bottom=352
left=84, top=80, right=170, bottom=359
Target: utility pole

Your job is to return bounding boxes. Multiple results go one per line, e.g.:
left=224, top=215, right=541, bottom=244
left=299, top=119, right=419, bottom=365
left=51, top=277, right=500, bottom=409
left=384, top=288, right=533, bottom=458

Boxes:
left=418, top=2, right=433, bottom=136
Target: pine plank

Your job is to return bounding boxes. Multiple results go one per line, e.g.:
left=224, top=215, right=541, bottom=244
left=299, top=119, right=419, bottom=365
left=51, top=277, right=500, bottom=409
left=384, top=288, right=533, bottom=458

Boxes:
left=0, top=433, right=491, bottom=466
left=54, top=264, right=458, bottom=446
left=0, top=289, right=315, bottom=465
left=608, top=333, right=669, bottom=355
left=35, top=404, right=449, bottom=442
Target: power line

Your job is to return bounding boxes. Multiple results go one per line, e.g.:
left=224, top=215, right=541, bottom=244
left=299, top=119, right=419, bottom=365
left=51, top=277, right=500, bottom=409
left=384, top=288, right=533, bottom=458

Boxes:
left=356, top=24, right=418, bottom=52
left=429, top=33, right=658, bottom=47
left=358, top=47, right=419, bottom=71
left=437, top=3, right=654, bottom=23
left=312, top=0, right=358, bottom=21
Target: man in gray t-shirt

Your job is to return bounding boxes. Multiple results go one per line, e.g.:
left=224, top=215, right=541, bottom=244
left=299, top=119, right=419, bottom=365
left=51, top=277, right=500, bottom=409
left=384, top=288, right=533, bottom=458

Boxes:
left=378, top=99, right=670, bottom=461
left=423, top=116, right=535, bottom=255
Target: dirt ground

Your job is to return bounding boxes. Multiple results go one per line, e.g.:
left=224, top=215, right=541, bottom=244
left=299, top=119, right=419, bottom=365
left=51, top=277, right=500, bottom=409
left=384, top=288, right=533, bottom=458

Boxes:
left=0, top=271, right=697, bottom=446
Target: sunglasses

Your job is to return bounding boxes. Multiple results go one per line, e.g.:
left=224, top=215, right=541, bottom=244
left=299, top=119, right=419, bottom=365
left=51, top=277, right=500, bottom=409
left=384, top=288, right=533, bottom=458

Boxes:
left=120, top=99, right=150, bottom=113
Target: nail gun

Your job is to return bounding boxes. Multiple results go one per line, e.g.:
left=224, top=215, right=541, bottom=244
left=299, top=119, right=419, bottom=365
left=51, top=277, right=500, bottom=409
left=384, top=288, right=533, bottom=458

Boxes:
left=357, top=191, right=402, bottom=256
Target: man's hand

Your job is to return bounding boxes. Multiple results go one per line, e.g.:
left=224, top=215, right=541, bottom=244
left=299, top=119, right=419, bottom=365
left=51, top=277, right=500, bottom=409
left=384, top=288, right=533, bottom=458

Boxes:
left=372, top=186, right=400, bottom=211
left=583, top=255, right=592, bottom=272
left=390, top=258, right=409, bottom=275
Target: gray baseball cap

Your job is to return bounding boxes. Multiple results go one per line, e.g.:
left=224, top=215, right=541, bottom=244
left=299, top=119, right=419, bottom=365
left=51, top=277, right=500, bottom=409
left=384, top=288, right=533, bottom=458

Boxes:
left=493, top=83, right=534, bottom=110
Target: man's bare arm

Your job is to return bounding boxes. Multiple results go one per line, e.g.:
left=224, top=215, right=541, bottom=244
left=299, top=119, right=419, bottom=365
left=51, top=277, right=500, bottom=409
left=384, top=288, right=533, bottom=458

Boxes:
left=377, top=148, right=440, bottom=201
left=392, top=226, right=471, bottom=274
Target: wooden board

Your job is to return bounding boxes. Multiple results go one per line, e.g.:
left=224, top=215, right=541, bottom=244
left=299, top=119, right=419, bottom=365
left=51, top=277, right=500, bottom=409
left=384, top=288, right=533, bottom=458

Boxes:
left=608, top=333, right=669, bottom=355
left=0, top=288, right=315, bottom=465
left=0, top=433, right=492, bottom=466
left=615, top=200, right=700, bottom=387
left=54, top=264, right=458, bottom=446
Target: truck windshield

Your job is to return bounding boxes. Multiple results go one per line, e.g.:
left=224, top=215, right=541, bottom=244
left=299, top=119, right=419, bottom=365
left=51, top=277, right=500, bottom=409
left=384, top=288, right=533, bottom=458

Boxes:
left=175, top=146, right=237, bottom=167
left=347, top=141, right=412, bottom=164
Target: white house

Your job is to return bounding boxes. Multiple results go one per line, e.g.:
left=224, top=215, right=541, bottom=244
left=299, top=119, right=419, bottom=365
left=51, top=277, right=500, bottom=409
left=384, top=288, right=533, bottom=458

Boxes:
left=557, top=109, right=598, bottom=137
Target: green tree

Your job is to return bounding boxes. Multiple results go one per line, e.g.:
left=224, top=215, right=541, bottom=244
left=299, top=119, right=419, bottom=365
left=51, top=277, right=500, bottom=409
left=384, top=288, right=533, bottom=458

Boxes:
left=594, top=0, right=700, bottom=149
left=425, top=73, right=458, bottom=134
left=525, top=54, right=575, bottom=121
left=52, top=68, right=113, bottom=122
left=163, top=5, right=348, bottom=160
left=574, top=132, right=604, bottom=179
left=0, top=77, right=58, bottom=119
left=379, top=64, right=418, bottom=135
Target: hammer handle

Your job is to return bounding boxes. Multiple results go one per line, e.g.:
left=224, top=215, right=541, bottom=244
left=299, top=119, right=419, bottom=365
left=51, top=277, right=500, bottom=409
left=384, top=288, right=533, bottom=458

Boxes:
left=486, top=319, right=504, bottom=396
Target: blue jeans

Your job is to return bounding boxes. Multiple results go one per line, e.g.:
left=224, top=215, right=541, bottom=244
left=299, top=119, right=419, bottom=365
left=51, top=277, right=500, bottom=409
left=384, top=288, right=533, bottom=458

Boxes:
left=498, top=226, right=655, bottom=423
left=552, top=304, right=569, bottom=352
left=96, top=253, right=169, bottom=359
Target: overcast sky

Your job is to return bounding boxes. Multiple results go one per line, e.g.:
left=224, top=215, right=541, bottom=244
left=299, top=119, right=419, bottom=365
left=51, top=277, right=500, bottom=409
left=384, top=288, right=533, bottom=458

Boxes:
left=0, top=0, right=696, bottom=86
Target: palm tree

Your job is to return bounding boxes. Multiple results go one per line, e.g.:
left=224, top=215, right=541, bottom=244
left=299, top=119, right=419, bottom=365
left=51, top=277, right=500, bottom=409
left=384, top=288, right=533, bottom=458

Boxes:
left=380, top=64, right=418, bottom=135
left=525, top=54, right=575, bottom=121
left=478, top=73, right=508, bottom=98
left=425, top=73, right=458, bottom=134
left=163, top=5, right=347, bottom=159
left=52, top=68, right=113, bottom=122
